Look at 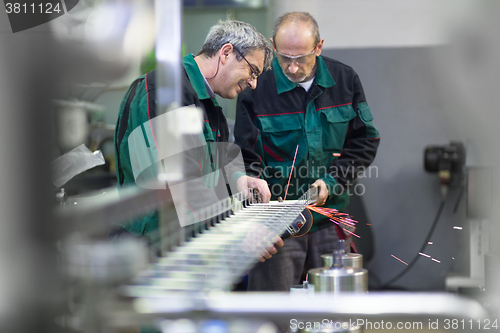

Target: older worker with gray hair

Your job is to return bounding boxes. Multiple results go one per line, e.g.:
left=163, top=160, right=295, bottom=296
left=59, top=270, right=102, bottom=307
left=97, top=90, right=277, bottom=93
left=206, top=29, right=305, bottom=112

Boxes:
left=113, top=19, right=281, bottom=262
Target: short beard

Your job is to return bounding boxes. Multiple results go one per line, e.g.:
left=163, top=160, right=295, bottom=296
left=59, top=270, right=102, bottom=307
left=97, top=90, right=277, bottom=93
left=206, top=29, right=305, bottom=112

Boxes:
left=285, top=73, right=307, bottom=83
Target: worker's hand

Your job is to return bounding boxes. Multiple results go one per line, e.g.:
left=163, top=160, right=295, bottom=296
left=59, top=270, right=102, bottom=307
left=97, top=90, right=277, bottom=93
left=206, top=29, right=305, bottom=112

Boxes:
left=237, top=175, right=271, bottom=203
left=241, top=225, right=284, bottom=262
left=258, top=236, right=284, bottom=262
left=311, top=179, right=329, bottom=206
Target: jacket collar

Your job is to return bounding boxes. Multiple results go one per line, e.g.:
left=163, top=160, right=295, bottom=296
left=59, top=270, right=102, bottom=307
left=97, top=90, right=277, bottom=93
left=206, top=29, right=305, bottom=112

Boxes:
left=182, top=54, right=211, bottom=100
left=273, top=55, right=335, bottom=94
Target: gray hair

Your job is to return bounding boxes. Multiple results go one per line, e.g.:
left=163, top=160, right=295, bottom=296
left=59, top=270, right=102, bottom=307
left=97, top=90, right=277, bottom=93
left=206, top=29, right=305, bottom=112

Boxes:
left=198, top=19, right=273, bottom=70
left=273, top=12, right=320, bottom=47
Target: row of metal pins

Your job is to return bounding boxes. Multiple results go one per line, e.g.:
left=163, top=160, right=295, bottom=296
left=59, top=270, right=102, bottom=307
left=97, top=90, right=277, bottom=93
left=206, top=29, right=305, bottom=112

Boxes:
left=130, top=188, right=318, bottom=291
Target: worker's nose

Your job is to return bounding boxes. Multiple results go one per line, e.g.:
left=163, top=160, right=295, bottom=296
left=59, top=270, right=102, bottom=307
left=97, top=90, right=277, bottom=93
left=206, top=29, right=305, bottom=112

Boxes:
left=288, top=61, right=299, bottom=74
left=247, top=76, right=257, bottom=89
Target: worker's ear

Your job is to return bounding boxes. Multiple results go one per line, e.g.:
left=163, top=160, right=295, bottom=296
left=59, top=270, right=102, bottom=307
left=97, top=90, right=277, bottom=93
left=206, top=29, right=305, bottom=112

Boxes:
left=315, top=39, right=324, bottom=56
left=220, top=43, right=233, bottom=65
left=270, top=38, right=275, bottom=50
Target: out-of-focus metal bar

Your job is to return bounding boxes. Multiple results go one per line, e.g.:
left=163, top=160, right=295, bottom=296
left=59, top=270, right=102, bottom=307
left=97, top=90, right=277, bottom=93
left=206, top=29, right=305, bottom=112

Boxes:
left=56, top=183, right=174, bottom=236
left=126, top=292, right=489, bottom=322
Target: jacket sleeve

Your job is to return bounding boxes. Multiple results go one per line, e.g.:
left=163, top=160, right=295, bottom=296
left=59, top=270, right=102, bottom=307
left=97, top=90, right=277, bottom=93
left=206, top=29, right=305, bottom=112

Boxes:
left=321, top=74, right=380, bottom=198
left=234, top=90, right=266, bottom=179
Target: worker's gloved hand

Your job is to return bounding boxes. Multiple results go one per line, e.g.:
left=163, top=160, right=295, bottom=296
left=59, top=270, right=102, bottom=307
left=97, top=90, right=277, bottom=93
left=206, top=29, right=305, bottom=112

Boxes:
left=237, top=175, right=271, bottom=203
left=241, top=224, right=284, bottom=262
left=311, top=179, right=329, bottom=206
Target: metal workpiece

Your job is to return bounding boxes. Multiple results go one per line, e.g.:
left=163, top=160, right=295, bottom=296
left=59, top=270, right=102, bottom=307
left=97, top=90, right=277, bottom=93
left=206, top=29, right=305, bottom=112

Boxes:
left=122, top=189, right=318, bottom=293
left=134, top=277, right=234, bottom=291
left=179, top=242, right=242, bottom=250
left=140, top=270, right=238, bottom=282
left=182, top=235, right=248, bottom=245
left=167, top=247, right=253, bottom=259
left=151, top=255, right=250, bottom=272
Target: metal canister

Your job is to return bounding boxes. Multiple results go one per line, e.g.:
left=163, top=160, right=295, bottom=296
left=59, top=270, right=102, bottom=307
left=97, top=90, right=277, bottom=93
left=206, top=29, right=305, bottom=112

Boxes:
left=308, top=266, right=368, bottom=293
left=321, top=253, right=363, bottom=269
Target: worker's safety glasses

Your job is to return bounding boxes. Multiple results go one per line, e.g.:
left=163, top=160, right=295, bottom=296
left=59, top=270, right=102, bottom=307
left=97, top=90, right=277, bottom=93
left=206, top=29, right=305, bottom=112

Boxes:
left=274, top=48, right=317, bottom=66
left=234, top=47, right=260, bottom=81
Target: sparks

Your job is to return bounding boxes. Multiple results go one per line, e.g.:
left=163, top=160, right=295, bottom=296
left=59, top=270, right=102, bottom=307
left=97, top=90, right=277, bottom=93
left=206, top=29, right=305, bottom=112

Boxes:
left=343, top=227, right=361, bottom=238
left=453, top=226, right=463, bottom=230
left=428, top=242, right=433, bottom=245
left=419, top=252, right=431, bottom=258
left=307, top=205, right=360, bottom=238
left=431, top=258, right=441, bottom=263
left=391, top=254, right=408, bottom=265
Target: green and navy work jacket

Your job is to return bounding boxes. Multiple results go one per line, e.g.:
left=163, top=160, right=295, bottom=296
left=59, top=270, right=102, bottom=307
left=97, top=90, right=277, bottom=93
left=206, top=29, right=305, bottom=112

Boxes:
left=235, top=56, right=380, bottom=232
left=114, top=54, right=243, bottom=239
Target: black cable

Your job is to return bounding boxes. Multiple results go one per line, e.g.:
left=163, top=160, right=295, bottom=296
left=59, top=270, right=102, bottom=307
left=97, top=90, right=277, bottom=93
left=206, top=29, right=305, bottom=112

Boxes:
left=379, top=196, right=447, bottom=289
left=206, top=56, right=221, bottom=79
left=453, top=183, right=465, bottom=213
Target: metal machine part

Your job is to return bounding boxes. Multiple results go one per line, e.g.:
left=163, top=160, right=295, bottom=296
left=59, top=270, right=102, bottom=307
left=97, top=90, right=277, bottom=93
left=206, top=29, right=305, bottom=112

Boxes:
left=308, top=266, right=368, bottom=293
left=282, top=208, right=313, bottom=239
left=61, top=236, right=149, bottom=333
left=55, top=188, right=68, bottom=207
left=320, top=239, right=363, bottom=268
left=309, top=241, right=368, bottom=293
left=53, top=100, right=105, bottom=153
left=63, top=236, right=148, bottom=284
left=290, top=280, right=315, bottom=295
left=321, top=253, right=363, bottom=269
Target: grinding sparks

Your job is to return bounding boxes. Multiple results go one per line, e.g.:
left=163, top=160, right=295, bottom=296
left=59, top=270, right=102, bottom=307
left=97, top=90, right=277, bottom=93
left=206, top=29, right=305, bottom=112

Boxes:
left=391, top=255, right=408, bottom=265
left=307, top=205, right=360, bottom=238
left=428, top=242, right=433, bottom=245
left=419, top=252, right=441, bottom=264
left=342, top=226, right=361, bottom=239
left=453, top=226, right=463, bottom=230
